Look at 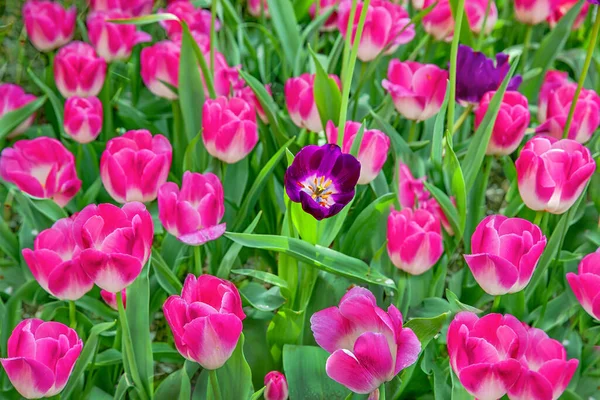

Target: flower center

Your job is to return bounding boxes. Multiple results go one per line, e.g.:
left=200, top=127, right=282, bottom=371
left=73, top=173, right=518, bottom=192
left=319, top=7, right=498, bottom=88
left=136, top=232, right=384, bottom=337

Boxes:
left=298, top=175, right=336, bottom=208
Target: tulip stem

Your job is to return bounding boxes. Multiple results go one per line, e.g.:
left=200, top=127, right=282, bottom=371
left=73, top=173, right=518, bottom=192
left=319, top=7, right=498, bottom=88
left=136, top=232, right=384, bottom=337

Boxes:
left=491, top=295, right=501, bottom=312
left=520, top=25, right=533, bottom=74
left=446, top=0, right=466, bottom=134
left=562, top=9, right=600, bottom=139
left=474, top=0, right=493, bottom=51
left=210, top=0, right=218, bottom=80
left=407, top=121, right=418, bottom=143
left=451, top=104, right=473, bottom=135
left=533, top=211, right=544, bottom=227
left=209, top=369, right=222, bottom=400
left=69, top=301, right=77, bottom=329
left=193, top=245, right=203, bottom=276
left=101, top=64, right=114, bottom=142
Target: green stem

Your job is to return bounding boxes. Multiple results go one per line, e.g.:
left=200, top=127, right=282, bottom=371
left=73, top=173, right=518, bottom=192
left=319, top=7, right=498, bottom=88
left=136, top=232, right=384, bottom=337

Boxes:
left=193, top=245, right=203, bottom=276
left=475, top=0, right=493, bottom=50
left=533, top=211, right=544, bottom=227
left=209, top=369, right=222, bottom=400
left=172, top=101, right=184, bottom=175
left=101, top=64, right=113, bottom=142
left=210, top=0, right=218, bottom=81
left=351, top=62, right=368, bottom=120
left=491, top=295, right=501, bottom=312
left=45, top=52, right=55, bottom=89
left=395, top=271, right=407, bottom=311
left=452, top=104, right=473, bottom=134
left=563, top=9, right=600, bottom=139
left=520, top=25, right=533, bottom=74
left=447, top=0, right=466, bottom=133
left=408, top=34, right=431, bottom=61
left=344, top=393, right=353, bottom=400
left=379, top=383, right=386, bottom=400
left=407, top=121, right=418, bottom=143
left=68, top=301, right=77, bottom=330
left=340, top=0, right=358, bottom=85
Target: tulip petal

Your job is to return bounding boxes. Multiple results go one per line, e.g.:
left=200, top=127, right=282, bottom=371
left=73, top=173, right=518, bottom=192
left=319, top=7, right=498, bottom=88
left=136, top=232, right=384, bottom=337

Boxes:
left=464, top=253, right=519, bottom=295
left=177, top=223, right=227, bottom=246
left=459, top=359, right=521, bottom=400
left=508, top=368, right=553, bottom=400
left=0, top=357, right=55, bottom=399
left=47, top=259, right=94, bottom=301
left=80, top=249, right=143, bottom=292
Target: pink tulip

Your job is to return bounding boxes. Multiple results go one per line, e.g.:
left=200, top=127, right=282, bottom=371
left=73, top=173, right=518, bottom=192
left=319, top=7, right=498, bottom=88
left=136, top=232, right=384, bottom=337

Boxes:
left=536, top=85, right=600, bottom=143
left=22, top=217, right=93, bottom=301
left=310, top=287, right=421, bottom=395
left=212, top=52, right=245, bottom=97
left=264, top=371, right=289, bottom=400
left=566, top=250, right=600, bottom=321
left=64, top=96, right=103, bottom=144
left=548, top=0, right=589, bottom=30
left=101, top=289, right=126, bottom=310
left=22, top=1, right=76, bottom=52
left=0, top=137, right=81, bottom=207
left=73, top=202, right=153, bottom=293
left=202, top=96, right=258, bottom=164
left=87, top=11, right=152, bottom=62
left=163, top=274, right=246, bottom=369
left=285, top=73, right=341, bottom=132
left=309, top=0, right=341, bottom=31
left=248, top=0, right=269, bottom=17
left=54, top=41, right=107, bottom=99
left=474, top=91, right=530, bottom=155
left=337, top=0, right=415, bottom=62
left=422, top=0, right=454, bottom=41
left=100, top=130, right=173, bottom=203
left=89, top=0, right=154, bottom=16
left=465, top=0, right=498, bottom=35
left=161, top=1, right=218, bottom=37
left=537, top=70, right=569, bottom=123
left=516, top=136, right=596, bottom=214
left=515, top=0, right=557, bottom=25
left=236, top=85, right=270, bottom=124
left=508, top=327, right=579, bottom=400
left=325, top=121, right=390, bottom=184
left=0, top=319, right=82, bottom=399
left=387, top=207, right=443, bottom=275
left=158, top=172, right=226, bottom=246
left=382, top=60, right=448, bottom=122
left=141, top=40, right=180, bottom=100
left=447, top=312, right=526, bottom=400
left=0, top=83, right=37, bottom=138
left=464, top=215, right=546, bottom=295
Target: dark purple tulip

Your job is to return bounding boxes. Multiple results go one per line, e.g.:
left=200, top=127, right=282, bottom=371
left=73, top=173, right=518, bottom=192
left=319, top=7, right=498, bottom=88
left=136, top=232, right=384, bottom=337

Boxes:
left=284, top=144, right=360, bottom=220
left=588, top=0, right=599, bottom=4
left=455, top=45, right=522, bottom=105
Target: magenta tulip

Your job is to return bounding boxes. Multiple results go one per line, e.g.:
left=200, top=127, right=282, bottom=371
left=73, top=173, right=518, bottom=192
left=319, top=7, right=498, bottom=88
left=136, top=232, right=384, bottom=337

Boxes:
left=0, top=137, right=81, bottom=207
left=309, top=0, right=340, bottom=31
left=537, top=70, right=569, bottom=123
left=567, top=250, right=600, bottom=321
left=264, top=371, right=289, bottom=400
left=387, top=207, right=444, bottom=275
left=311, top=287, right=420, bottom=395
left=0, top=83, right=37, bottom=137
left=73, top=202, right=153, bottom=293
left=465, top=0, right=498, bottom=35
left=54, top=41, right=107, bottom=99
left=87, top=11, right=152, bottom=62
left=422, top=0, right=454, bottom=41
left=474, top=91, right=530, bottom=155
left=100, top=129, right=173, bottom=203
left=141, top=40, right=180, bottom=100
left=382, top=60, right=448, bottom=121
left=101, top=289, right=126, bottom=310
left=464, top=215, right=546, bottom=295
left=23, top=0, right=76, bottom=52
left=158, top=171, right=226, bottom=246
left=285, top=73, right=341, bottom=132
left=89, top=0, right=154, bottom=16
left=548, top=0, right=589, bottom=30
left=237, top=84, right=270, bottom=124
left=516, top=136, right=596, bottom=214
left=248, top=0, right=269, bottom=17
left=163, top=274, right=246, bottom=369
left=0, top=319, right=82, bottom=399
left=515, top=0, right=557, bottom=25
left=161, top=1, right=217, bottom=37
left=64, top=96, right=103, bottom=144
left=202, top=96, right=258, bottom=164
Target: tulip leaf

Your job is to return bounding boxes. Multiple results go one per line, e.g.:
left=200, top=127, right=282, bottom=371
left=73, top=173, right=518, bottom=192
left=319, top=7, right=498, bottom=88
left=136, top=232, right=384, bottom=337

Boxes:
left=27, top=68, right=65, bottom=137
left=76, top=295, right=117, bottom=320
left=20, top=194, right=68, bottom=222
left=423, top=181, right=462, bottom=241
left=0, top=95, right=46, bottom=140
left=225, top=232, right=396, bottom=289
left=232, top=268, right=289, bottom=290
left=451, top=369, right=473, bottom=400
left=107, top=13, right=179, bottom=25
left=240, top=282, right=286, bottom=312
left=445, top=289, right=482, bottom=314
left=217, top=212, right=262, bottom=278
left=370, top=109, right=413, bottom=157
left=152, top=248, right=184, bottom=295
left=267, top=0, right=301, bottom=71
left=448, top=0, right=475, bottom=48
left=444, top=144, right=466, bottom=236
left=349, top=123, right=366, bottom=158
left=300, top=7, right=335, bottom=43
left=404, top=313, right=450, bottom=347
left=114, top=374, right=134, bottom=400
left=309, top=46, right=342, bottom=128
left=155, top=361, right=200, bottom=400
left=431, top=87, right=451, bottom=169
left=0, top=215, right=19, bottom=263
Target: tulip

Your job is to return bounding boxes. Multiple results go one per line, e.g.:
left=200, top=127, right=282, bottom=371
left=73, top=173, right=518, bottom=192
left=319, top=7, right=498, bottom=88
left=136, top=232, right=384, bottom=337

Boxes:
left=465, top=0, right=498, bottom=35
left=311, top=287, right=421, bottom=394
left=325, top=121, right=390, bottom=185
left=285, top=73, right=341, bottom=132
left=101, top=289, right=127, bottom=310
left=398, top=162, right=428, bottom=209
left=474, top=91, right=530, bottom=155
left=264, top=371, right=289, bottom=400
left=202, top=97, right=259, bottom=164
left=447, top=312, right=526, bottom=400
left=309, top=0, right=340, bottom=31
left=161, top=1, right=218, bottom=37
left=54, top=41, right=107, bottom=99
left=285, top=144, right=361, bottom=220
left=100, top=129, right=173, bottom=203
left=163, top=274, right=246, bottom=369
left=22, top=1, right=76, bottom=52
left=248, top=0, right=269, bottom=17
left=420, top=197, right=454, bottom=236
left=337, top=0, right=415, bottom=62
left=63, top=96, right=103, bottom=144
left=536, top=85, right=600, bottom=143
left=382, top=60, right=448, bottom=121
left=1, top=319, right=82, bottom=399
left=236, top=84, right=270, bottom=124
left=508, top=327, right=579, bottom=400
left=515, top=0, right=557, bottom=25
left=73, top=202, right=153, bottom=293
left=387, top=207, right=443, bottom=275
left=566, top=250, right=600, bottom=321
left=422, top=0, right=454, bottom=41
left=516, top=136, right=596, bottom=214
left=0, top=83, right=37, bottom=138
left=87, top=11, right=152, bottom=62
left=141, top=40, right=180, bottom=100
left=537, top=70, right=569, bottom=123
left=548, top=0, right=590, bottom=30
left=0, top=137, right=81, bottom=207
left=158, top=172, right=226, bottom=245
left=212, top=52, right=245, bottom=97
left=89, top=0, right=154, bottom=16
left=464, top=215, right=546, bottom=295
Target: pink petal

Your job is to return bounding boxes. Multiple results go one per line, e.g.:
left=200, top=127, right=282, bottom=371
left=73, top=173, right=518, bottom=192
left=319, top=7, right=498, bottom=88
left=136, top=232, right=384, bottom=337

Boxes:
left=0, top=357, right=55, bottom=399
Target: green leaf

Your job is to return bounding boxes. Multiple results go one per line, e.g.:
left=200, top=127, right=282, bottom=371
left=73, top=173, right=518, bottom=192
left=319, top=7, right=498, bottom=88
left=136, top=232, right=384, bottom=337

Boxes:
left=0, top=96, right=46, bottom=140
left=267, top=308, right=303, bottom=363
left=423, top=181, right=462, bottom=241
left=240, top=282, right=286, bottom=311
left=114, top=374, right=133, bottom=400
left=431, top=87, right=451, bottom=169
left=107, top=13, right=179, bottom=25
left=444, top=145, right=467, bottom=236
left=290, top=198, right=352, bottom=247
left=27, top=68, right=65, bottom=137
left=309, top=47, right=342, bottom=127
left=155, top=362, right=200, bottom=400
left=152, top=248, right=184, bottom=295
left=0, top=216, right=19, bottom=263
left=349, top=123, right=366, bottom=158
left=182, top=22, right=215, bottom=98
left=267, top=0, right=301, bottom=69
left=451, top=369, right=472, bottom=400
left=370, top=109, right=413, bottom=156
left=23, top=195, right=68, bottom=222
left=217, top=212, right=262, bottom=278
left=76, top=295, right=117, bottom=320
left=232, top=268, right=289, bottom=290
left=179, top=368, right=192, bottom=400
left=404, top=313, right=450, bottom=347
left=448, top=0, right=475, bottom=48
left=225, top=232, right=396, bottom=289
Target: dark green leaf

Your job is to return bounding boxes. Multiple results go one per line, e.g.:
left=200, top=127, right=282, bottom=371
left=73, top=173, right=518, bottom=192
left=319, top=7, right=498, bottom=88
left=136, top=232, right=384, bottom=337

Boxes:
left=267, top=0, right=301, bottom=69
left=152, top=248, right=184, bottom=295
left=217, top=212, right=262, bottom=278
left=404, top=313, right=450, bottom=346
left=309, top=47, right=342, bottom=127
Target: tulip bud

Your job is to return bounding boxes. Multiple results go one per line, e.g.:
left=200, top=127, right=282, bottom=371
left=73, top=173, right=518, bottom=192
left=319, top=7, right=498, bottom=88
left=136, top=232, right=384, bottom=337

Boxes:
left=248, top=0, right=269, bottom=17
left=309, top=0, right=340, bottom=31
left=23, top=0, right=76, bottom=52
left=310, top=287, right=420, bottom=394
left=89, top=0, right=154, bottom=16
left=465, top=0, right=498, bottom=35
left=382, top=60, right=448, bottom=121
left=54, top=41, right=107, bottom=99
left=64, top=96, right=103, bottom=144
left=567, top=250, right=600, bottom=321
left=87, top=11, right=152, bottom=62
left=202, top=97, right=259, bottom=164
left=516, top=136, right=596, bottom=214
left=0, top=83, right=37, bottom=138
left=264, top=371, right=289, bottom=400
left=158, top=172, right=226, bottom=246
left=474, top=91, right=530, bottom=156
left=537, top=70, right=569, bottom=123
left=285, top=73, right=341, bottom=132
left=0, top=137, right=81, bottom=207
left=100, top=129, right=173, bottom=203
left=514, top=0, right=556, bottom=25
left=163, top=274, right=246, bottom=369
left=161, top=1, right=217, bottom=37
left=325, top=121, right=390, bottom=185
left=141, top=40, right=180, bottom=100
left=548, top=0, right=590, bottom=30
left=387, top=207, right=443, bottom=275
left=101, top=289, right=127, bottom=310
